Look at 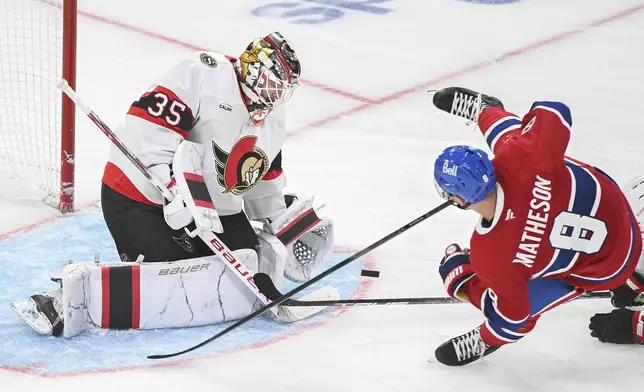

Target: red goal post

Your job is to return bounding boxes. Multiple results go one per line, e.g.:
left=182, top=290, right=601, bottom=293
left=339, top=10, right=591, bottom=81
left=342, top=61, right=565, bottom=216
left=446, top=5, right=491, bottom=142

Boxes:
left=0, top=0, right=77, bottom=213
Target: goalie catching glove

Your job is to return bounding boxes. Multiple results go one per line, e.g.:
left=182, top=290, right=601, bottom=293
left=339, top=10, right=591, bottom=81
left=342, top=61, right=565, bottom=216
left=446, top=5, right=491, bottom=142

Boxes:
left=260, top=194, right=334, bottom=283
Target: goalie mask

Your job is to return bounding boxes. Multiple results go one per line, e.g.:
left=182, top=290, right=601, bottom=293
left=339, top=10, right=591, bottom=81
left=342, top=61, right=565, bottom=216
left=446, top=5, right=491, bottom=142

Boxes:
left=238, top=32, right=301, bottom=125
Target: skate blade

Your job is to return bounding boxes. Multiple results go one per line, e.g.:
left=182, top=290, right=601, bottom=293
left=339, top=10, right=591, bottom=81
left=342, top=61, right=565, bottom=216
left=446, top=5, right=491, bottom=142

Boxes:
left=9, top=298, right=54, bottom=336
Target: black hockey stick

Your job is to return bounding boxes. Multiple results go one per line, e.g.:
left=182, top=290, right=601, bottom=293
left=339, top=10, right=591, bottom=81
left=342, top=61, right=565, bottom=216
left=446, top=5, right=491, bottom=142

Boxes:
left=252, top=288, right=612, bottom=307
left=147, top=200, right=453, bottom=359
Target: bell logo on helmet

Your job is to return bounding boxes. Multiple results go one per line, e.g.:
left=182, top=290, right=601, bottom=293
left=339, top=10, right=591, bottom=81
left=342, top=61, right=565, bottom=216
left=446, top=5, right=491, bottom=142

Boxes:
left=442, top=161, right=459, bottom=176
left=434, top=145, right=496, bottom=205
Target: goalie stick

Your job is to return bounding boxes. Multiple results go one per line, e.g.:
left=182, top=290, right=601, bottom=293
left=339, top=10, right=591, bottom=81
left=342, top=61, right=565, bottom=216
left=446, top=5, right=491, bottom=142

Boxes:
left=253, top=283, right=611, bottom=306
left=57, top=79, right=337, bottom=324
left=147, top=200, right=454, bottom=359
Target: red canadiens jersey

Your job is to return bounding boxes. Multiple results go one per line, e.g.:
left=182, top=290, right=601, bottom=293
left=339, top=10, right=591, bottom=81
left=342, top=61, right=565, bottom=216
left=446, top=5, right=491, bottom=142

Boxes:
left=463, top=103, right=641, bottom=344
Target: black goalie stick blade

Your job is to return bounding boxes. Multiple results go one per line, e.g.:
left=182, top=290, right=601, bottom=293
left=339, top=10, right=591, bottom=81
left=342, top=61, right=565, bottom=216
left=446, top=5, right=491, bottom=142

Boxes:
left=255, top=273, right=282, bottom=301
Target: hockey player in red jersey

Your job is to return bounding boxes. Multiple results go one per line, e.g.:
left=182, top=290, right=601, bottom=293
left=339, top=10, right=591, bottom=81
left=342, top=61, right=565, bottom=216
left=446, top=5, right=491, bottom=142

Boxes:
left=430, top=87, right=644, bottom=366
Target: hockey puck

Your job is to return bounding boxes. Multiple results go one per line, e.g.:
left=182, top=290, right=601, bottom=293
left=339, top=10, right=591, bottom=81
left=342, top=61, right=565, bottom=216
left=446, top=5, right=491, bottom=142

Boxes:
left=361, top=269, right=380, bottom=278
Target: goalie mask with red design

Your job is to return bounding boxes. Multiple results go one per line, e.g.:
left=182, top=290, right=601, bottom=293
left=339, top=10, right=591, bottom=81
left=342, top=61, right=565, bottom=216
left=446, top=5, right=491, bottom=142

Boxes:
left=238, top=32, right=301, bottom=124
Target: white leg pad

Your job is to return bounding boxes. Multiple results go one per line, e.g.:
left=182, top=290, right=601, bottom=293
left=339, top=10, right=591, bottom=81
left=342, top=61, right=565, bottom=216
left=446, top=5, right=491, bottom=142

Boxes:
left=61, top=250, right=261, bottom=337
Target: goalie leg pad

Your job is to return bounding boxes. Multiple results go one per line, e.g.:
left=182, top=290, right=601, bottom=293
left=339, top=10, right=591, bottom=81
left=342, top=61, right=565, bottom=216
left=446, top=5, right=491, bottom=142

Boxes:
left=54, top=252, right=263, bottom=337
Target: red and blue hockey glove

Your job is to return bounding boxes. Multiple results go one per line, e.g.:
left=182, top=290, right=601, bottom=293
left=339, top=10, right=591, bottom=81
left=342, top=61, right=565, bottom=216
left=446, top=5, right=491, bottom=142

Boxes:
left=438, top=244, right=475, bottom=301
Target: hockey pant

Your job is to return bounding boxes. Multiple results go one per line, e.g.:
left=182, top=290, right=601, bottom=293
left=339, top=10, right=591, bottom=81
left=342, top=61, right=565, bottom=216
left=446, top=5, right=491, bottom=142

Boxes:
left=481, top=278, right=585, bottom=346
left=101, top=184, right=258, bottom=262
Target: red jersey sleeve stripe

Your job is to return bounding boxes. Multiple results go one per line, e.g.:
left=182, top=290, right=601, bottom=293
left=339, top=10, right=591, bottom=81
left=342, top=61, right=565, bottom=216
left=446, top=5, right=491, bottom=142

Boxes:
left=127, top=106, right=189, bottom=139
left=127, top=85, right=195, bottom=138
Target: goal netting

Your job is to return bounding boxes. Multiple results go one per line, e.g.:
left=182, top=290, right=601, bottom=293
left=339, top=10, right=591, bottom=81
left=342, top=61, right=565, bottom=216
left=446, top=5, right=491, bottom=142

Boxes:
left=0, top=0, right=76, bottom=212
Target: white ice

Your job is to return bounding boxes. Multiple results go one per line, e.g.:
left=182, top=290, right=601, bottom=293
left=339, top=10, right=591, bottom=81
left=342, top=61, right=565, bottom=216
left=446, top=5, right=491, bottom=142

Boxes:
left=1, top=0, right=644, bottom=390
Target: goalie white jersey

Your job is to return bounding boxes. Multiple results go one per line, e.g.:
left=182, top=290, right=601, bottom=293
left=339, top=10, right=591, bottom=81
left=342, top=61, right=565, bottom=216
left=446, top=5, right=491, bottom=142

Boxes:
left=102, top=51, right=288, bottom=220
left=9, top=33, right=342, bottom=338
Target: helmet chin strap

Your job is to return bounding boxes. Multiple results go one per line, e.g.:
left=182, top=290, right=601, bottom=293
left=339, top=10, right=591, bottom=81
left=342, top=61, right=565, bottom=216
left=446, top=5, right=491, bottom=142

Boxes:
left=450, top=199, right=471, bottom=210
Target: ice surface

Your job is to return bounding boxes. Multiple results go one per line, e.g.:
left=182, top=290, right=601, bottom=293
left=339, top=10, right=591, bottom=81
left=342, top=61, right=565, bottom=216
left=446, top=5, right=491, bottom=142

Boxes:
left=1, top=0, right=644, bottom=390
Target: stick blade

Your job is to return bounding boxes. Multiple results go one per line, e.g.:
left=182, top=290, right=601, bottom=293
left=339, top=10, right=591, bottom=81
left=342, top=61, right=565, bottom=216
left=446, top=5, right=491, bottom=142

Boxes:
left=254, top=272, right=340, bottom=322
left=254, top=273, right=282, bottom=301
left=277, top=286, right=340, bottom=323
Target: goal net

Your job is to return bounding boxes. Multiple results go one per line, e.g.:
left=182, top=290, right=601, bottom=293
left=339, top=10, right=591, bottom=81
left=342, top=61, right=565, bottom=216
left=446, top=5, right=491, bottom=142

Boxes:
left=0, top=0, right=76, bottom=212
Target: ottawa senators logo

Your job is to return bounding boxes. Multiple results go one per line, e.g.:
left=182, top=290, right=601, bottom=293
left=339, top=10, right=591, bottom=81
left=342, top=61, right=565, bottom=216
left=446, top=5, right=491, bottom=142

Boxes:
left=212, top=136, right=269, bottom=195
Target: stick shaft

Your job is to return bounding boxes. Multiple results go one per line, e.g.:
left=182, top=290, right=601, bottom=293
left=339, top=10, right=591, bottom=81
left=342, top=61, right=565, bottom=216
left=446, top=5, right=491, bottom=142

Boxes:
left=282, top=291, right=611, bottom=307
left=148, top=201, right=453, bottom=359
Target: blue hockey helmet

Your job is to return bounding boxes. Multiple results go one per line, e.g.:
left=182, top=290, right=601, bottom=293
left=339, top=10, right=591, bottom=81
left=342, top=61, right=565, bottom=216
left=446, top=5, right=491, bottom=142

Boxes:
left=433, top=145, right=496, bottom=205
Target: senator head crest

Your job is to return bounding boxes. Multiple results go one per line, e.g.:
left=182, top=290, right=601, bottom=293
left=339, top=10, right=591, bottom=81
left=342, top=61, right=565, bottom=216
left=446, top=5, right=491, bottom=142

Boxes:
left=213, top=136, right=270, bottom=195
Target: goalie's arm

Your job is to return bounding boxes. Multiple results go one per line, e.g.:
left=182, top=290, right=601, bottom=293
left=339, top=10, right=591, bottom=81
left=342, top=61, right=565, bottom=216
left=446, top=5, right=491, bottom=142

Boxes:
left=103, top=58, right=203, bottom=206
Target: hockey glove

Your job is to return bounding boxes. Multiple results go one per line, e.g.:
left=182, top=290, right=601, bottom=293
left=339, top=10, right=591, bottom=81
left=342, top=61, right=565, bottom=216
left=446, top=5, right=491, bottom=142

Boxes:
left=589, top=309, right=644, bottom=345
left=439, top=244, right=474, bottom=301
left=163, top=183, right=197, bottom=230
left=262, top=193, right=334, bottom=283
